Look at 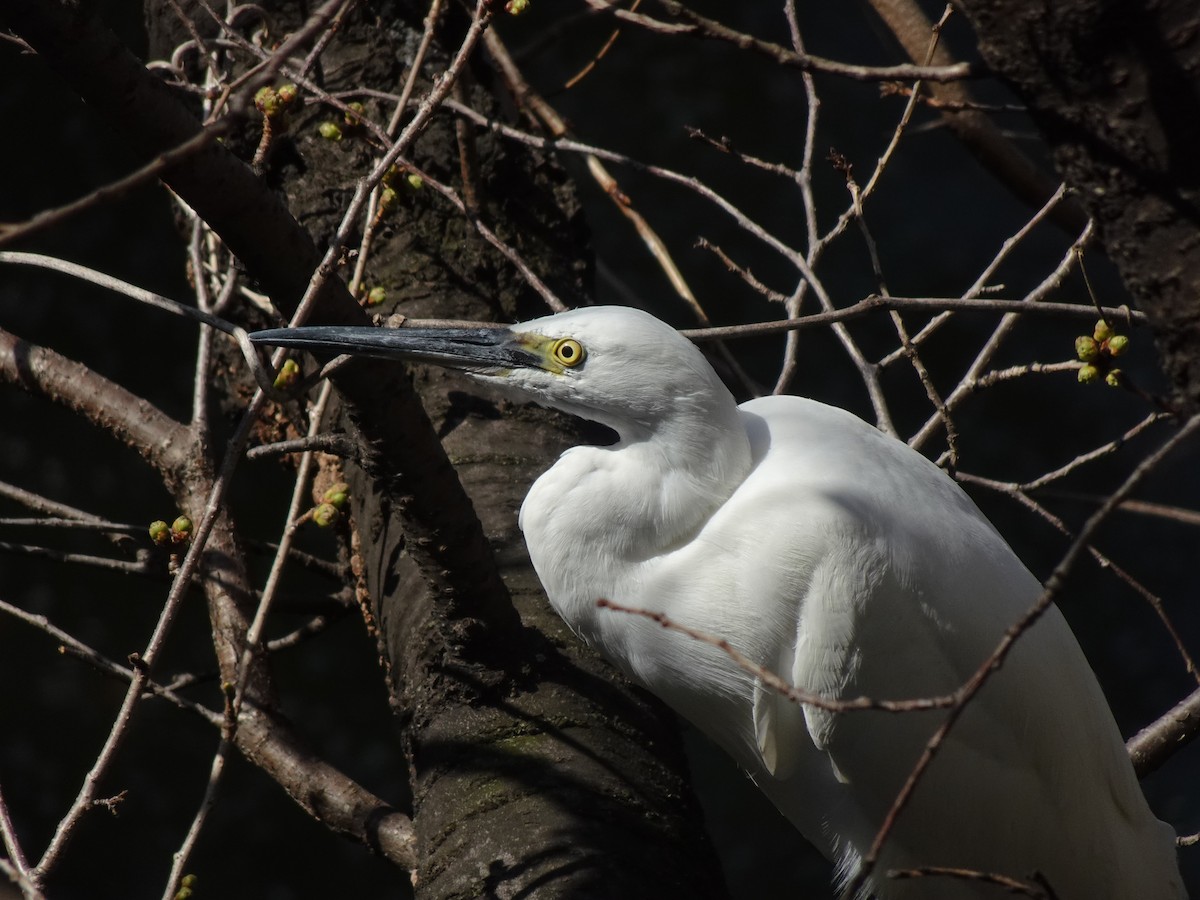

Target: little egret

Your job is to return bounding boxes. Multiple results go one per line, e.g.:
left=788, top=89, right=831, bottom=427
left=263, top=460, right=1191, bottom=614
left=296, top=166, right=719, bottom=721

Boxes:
left=253, top=306, right=1185, bottom=899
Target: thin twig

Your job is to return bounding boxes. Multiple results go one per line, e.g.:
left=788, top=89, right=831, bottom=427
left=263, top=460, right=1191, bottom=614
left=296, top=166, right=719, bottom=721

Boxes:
left=0, top=252, right=286, bottom=399
left=578, top=0, right=978, bottom=82
left=246, top=433, right=360, bottom=460
left=887, top=865, right=1054, bottom=898
left=163, top=381, right=333, bottom=897
left=959, top=470, right=1200, bottom=685
left=0, top=596, right=218, bottom=722
left=0, top=542, right=153, bottom=576
left=842, top=413, right=1200, bottom=898
left=1020, top=413, right=1166, bottom=491
left=0, top=124, right=228, bottom=248
left=0, top=780, right=33, bottom=887
left=597, top=600, right=959, bottom=715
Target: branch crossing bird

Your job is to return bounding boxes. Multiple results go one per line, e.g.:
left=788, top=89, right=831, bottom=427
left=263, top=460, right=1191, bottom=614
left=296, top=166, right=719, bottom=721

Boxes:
left=253, top=305, right=1186, bottom=899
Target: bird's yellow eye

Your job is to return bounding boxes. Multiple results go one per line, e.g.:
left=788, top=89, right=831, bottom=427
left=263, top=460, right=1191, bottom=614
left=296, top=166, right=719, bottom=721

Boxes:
left=551, top=338, right=585, bottom=368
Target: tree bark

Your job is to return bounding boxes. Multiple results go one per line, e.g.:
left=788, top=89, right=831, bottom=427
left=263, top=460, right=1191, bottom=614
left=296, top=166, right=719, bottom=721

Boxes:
left=957, top=0, right=1200, bottom=409
left=120, top=0, right=726, bottom=895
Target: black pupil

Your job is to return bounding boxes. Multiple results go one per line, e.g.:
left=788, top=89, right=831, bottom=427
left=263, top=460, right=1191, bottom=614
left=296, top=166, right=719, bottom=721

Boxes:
left=561, top=344, right=574, bottom=359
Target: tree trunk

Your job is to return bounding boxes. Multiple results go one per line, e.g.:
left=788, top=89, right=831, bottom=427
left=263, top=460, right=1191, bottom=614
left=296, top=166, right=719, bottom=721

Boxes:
left=122, top=0, right=728, bottom=895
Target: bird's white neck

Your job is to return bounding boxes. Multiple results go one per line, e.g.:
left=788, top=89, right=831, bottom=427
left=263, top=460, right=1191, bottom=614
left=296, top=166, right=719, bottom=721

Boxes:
left=520, top=394, right=753, bottom=626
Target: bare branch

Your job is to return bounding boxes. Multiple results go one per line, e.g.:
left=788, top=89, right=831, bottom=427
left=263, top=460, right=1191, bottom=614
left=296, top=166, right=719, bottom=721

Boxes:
left=0, top=328, right=190, bottom=487
left=0, top=124, right=228, bottom=248
left=843, top=412, right=1200, bottom=898
left=597, top=600, right=960, bottom=715
left=865, top=0, right=1087, bottom=232
left=887, top=865, right=1056, bottom=898
left=1128, top=686, right=1200, bottom=778
left=579, top=0, right=979, bottom=82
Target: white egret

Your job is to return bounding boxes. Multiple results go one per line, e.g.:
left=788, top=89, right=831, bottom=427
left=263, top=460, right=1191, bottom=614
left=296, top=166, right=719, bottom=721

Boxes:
left=253, top=306, right=1185, bottom=899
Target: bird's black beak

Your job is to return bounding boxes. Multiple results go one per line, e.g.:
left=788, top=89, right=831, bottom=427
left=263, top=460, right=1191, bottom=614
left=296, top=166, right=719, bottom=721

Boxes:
left=249, top=324, right=540, bottom=373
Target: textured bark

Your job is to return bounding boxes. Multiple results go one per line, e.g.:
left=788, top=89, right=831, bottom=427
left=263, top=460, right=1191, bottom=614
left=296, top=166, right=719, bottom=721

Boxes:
left=4, top=0, right=728, bottom=892
left=122, top=0, right=721, bottom=896
left=311, top=7, right=727, bottom=896
left=957, top=0, right=1200, bottom=409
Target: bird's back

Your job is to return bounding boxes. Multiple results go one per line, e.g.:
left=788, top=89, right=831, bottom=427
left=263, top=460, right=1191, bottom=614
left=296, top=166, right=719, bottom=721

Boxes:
left=534, top=393, right=1184, bottom=899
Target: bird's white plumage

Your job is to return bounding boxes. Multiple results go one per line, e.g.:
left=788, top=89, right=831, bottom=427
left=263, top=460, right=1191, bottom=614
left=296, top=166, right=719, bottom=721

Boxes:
left=499, top=306, right=1184, bottom=899
left=253, top=305, right=1185, bottom=898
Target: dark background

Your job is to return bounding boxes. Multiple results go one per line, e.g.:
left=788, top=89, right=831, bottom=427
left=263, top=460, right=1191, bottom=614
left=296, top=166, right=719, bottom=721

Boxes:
left=1, top=2, right=1196, bottom=897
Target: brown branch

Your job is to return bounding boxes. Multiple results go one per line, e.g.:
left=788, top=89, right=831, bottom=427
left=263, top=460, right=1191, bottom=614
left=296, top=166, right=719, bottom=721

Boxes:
left=1128, top=686, right=1200, bottom=778
left=0, top=594, right=417, bottom=871
left=246, top=433, right=361, bottom=460
left=956, top=0, right=1200, bottom=411
left=865, top=0, right=1088, bottom=232
left=580, top=0, right=979, bottom=82
left=888, top=865, right=1056, bottom=898
left=678, top=294, right=1147, bottom=341
left=843, top=412, right=1200, bottom=898
left=3, top=0, right=526, bottom=633
left=959, top=470, right=1200, bottom=686
left=597, top=600, right=960, bottom=715
left=0, top=0, right=355, bottom=328
left=0, top=328, right=190, bottom=488
left=0, top=123, right=228, bottom=248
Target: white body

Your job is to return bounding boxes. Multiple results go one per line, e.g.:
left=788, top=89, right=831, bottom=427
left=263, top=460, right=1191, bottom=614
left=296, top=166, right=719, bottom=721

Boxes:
left=506, top=307, right=1184, bottom=899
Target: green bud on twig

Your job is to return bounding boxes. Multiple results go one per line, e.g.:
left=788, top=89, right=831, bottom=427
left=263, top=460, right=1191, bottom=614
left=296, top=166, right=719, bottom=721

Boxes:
left=1074, top=336, right=1099, bottom=362
left=171, top=515, right=193, bottom=543
left=1077, top=364, right=1100, bottom=385
left=254, top=86, right=281, bottom=117
left=318, top=121, right=343, bottom=142
left=1105, top=369, right=1123, bottom=388
left=344, top=102, right=365, bottom=127
left=313, top=503, right=340, bottom=527
left=365, top=286, right=386, bottom=307
left=149, top=520, right=170, bottom=544
left=1093, top=318, right=1113, bottom=343
left=273, top=358, right=301, bottom=390
left=1107, top=334, right=1129, bottom=357
left=322, top=483, right=351, bottom=509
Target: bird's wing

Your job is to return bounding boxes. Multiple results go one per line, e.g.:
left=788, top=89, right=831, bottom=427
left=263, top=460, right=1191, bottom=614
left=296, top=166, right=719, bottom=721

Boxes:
left=732, top=397, right=978, bottom=786
left=732, top=398, right=1179, bottom=892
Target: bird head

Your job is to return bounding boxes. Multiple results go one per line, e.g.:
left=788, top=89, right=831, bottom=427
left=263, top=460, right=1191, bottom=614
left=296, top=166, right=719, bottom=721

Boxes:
left=251, top=306, right=734, bottom=440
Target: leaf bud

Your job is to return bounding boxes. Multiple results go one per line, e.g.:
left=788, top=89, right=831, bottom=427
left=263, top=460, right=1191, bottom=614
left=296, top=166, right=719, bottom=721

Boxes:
left=313, top=503, right=340, bottom=527
left=1077, top=364, right=1100, bottom=384
left=322, top=482, right=351, bottom=508
left=171, top=515, right=194, bottom=543
left=1093, top=318, right=1113, bottom=343
left=344, top=101, right=365, bottom=127
left=1107, top=334, right=1129, bottom=357
left=149, top=520, right=171, bottom=544
left=1074, top=336, right=1099, bottom=362
left=273, top=357, right=301, bottom=390
left=1105, top=368, right=1123, bottom=388
left=318, top=121, right=343, bottom=142
left=254, top=86, right=280, bottom=117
